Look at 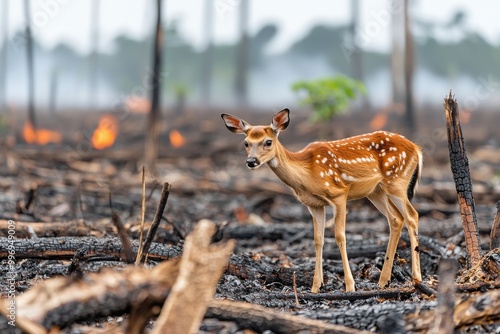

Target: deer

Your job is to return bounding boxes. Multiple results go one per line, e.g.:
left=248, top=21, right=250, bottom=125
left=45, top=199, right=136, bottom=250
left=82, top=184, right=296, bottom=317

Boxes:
left=221, top=108, right=423, bottom=293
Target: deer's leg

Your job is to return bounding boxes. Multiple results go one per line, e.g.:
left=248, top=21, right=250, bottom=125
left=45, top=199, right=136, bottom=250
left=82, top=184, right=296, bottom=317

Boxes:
left=368, top=191, right=404, bottom=288
left=331, top=199, right=355, bottom=292
left=308, top=206, right=326, bottom=293
left=389, top=195, right=422, bottom=284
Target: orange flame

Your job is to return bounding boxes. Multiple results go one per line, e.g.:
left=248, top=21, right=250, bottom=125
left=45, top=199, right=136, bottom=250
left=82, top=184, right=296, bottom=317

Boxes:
left=369, top=113, right=388, bottom=131
left=169, top=129, right=185, bottom=148
left=23, top=122, right=62, bottom=145
left=91, top=114, right=119, bottom=150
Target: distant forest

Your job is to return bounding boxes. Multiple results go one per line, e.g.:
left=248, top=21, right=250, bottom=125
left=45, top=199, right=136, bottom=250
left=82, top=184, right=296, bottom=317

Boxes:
left=5, top=18, right=500, bottom=107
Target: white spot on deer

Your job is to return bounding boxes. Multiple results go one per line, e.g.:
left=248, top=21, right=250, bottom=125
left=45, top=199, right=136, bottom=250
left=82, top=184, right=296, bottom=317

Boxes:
left=402, top=151, right=407, bottom=158
left=386, top=171, right=392, bottom=176
left=328, top=169, right=333, bottom=175
left=371, top=142, right=375, bottom=147
left=325, top=182, right=330, bottom=187
left=381, top=140, right=384, bottom=144
left=389, top=147, right=397, bottom=152
left=341, top=173, right=357, bottom=181
left=384, top=162, right=389, bottom=167
left=381, top=152, right=386, bottom=157
left=334, top=163, right=339, bottom=168
left=320, top=171, right=325, bottom=178
left=356, top=158, right=362, bottom=163
left=375, top=144, right=379, bottom=149
left=373, top=168, right=378, bottom=172
left=322, top=158, right=327, bottom=164
left=388, top=156, right=396, bottom=163
left=317, top=155, right=321, bottom=158
left=334, top=177, right=340, bottom=182
left=315, top=160, right=320, bottom=164
left=386, top=137, right=390, bottom=141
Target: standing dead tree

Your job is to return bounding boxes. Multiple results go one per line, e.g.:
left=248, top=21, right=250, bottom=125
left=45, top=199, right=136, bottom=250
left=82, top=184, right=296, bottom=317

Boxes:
left=24, top=0, right=37, bottom=131
left=0, top=1, right=7, bottom=112
left=145, top=0, right=165, bottom=175
left=235, top=0, right=249, bottom=106
left=443, top=92, right=481, bottom=266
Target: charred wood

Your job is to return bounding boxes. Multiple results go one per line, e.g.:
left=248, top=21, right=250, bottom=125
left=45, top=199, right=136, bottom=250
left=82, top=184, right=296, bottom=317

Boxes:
left=0, top=237, right=182, bottom=261
left=443, top=92, right=482, bottom=266
left=206, top=299, right=370, bottom=334
left=491, top=201, right=500, bottom=250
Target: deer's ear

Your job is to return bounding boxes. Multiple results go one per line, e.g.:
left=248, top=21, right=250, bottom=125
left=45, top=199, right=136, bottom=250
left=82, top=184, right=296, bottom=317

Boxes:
left=271, top=108, right=290, bottom=132
left=221, top=114, right=251, bottom=134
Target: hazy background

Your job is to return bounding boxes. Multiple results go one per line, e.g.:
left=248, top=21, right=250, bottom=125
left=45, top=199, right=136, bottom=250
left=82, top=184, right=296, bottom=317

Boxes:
left=2, top=0, right=500, bottom=111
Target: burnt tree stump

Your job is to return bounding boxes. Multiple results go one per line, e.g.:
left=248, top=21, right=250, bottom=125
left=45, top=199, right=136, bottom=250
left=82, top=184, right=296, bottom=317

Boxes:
left=443, top=92, right=481, bottom=266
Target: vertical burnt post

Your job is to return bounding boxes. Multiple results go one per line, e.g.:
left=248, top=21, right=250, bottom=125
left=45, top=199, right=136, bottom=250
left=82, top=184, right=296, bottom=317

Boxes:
left=490, top=202, right=500, bottom=250
left=443, top=92, right=481, bottom=266
left=145, top=0, right=164, bottom=175
left=201, top=0, right=214, bottom=107
left=235, top=0, right=249, bottom=106
left=0, top=1, right=7, bottom=112
left=404, top=0, right=415, bottom=133
left=24, top=0, right=37, bottom=131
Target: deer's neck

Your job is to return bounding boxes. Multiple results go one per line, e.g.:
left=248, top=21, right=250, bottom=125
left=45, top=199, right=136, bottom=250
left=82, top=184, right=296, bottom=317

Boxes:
left=267, top=142, right=311, bottom=191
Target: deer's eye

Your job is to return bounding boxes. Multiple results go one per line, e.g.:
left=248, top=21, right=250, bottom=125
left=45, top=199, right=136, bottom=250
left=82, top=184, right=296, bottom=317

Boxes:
left=244, top=141, right=249, bottom=148
left=265, top=139, right=272, bottom=147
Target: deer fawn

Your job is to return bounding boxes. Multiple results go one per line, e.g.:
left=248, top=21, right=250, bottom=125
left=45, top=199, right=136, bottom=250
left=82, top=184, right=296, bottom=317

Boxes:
left=221, top=108, right=423, bottom=293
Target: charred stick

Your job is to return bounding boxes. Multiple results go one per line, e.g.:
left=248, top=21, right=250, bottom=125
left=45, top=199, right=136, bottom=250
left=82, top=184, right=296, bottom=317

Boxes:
left=270, top=288, right=415, bottom=301
left=415, top=281, right=437, bottom=296
left=443, top=92, right=481, bottom=266
left=490, top=201, right=500, bottom=250
left=111, top=212, right=134, bottom=263
left=429, top=258, right=457, bottom=334
left=138, top=182, right=171, bottom=264
left=136, top=166, right=147, bottom=265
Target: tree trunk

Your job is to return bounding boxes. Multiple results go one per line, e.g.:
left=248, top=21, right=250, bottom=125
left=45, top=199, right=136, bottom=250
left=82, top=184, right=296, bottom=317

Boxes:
left=404, top=0, right=415, bottom=133
left=89, top=0, right=100, bottom=110
left=201, top=0, right=214, bottom=108
left=444, top=93, right=481, bottom=266
left=391, top=0, right=404, bottom=109
left=0, top=1, right=7, bottom=112
left=350, top=0, right=362, bottom=81
left=145, top=0, right=164, bottom=175
left=235, top=0, right=249, bottom=106
left=24, top=0, right=36, bottom=130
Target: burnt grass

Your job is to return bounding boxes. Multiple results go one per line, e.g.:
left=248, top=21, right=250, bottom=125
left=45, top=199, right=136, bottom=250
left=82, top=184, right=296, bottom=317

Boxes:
left=1, top=109, right=500, bottom=333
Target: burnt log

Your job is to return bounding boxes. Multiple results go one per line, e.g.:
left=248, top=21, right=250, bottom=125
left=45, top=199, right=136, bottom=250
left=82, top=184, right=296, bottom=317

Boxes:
left=405, top=289, right=500, bottom=332
left=0, top=219, right=115, bottom=238
left=206, top=300, right=370, bottom=334
left=0, top=237, right=182, bottom=261
left=443, top=92, right=481, bottom=266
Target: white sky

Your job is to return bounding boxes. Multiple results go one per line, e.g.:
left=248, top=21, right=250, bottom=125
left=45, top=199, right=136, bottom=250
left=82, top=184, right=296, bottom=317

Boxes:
left=3, top=0, right=500, bottom=55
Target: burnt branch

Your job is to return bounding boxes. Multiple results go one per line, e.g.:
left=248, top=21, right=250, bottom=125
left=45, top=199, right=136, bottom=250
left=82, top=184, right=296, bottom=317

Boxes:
left=443, top=92, right=481, bottom=266
left=138, top=182, right=171, bottom=263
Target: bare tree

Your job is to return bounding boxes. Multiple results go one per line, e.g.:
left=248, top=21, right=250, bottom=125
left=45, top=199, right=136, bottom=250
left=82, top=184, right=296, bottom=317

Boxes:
left=404, top=0, right=415, bottom=132
left=144, top=0, right=164, bottom=175
left=201, top=0, right=214, bottom=107
left=391, top=0, right=404, bottom=109
left=24, top=0, right=36, bottom=130
left=89, top=0, right=100, bottom=110
left=0, top=1, right=7, bottom=112
left=349, top=0, right=362, bottom=81
left=235, top=0, right=249, bottom=106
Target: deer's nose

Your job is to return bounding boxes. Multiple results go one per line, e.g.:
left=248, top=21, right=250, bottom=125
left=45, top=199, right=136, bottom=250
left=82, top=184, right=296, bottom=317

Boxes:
left=246, top=157, right=260, bottom=168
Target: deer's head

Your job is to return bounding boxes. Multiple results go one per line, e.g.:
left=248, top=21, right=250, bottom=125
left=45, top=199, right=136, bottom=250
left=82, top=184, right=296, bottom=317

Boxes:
left=221, top=108, right=290, bottom=169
